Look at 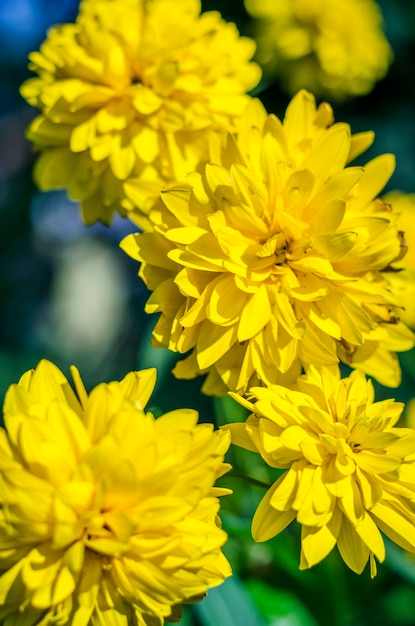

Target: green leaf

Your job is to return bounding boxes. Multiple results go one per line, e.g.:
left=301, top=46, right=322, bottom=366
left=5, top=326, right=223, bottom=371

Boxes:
left=384, top=538, right=415, bottom=584
left=193, top=576, right=264, bottom=626
left=246, top=579, right=318, bottom=626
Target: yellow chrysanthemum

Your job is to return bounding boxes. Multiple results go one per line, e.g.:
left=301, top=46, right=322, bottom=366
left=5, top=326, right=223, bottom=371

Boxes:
left=226, top=367, right=415, bottom=576
left=0, top=360, right=231, bottom=626
left=122, top=90, right=413, bottom=396
left=382, top=191, right=415, bottom=328
left=244, top=0, right=392, bottom=99
left=20, top=0, right=260, bottom=226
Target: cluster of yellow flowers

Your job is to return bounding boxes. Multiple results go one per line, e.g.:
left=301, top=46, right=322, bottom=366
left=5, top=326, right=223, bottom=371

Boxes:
left=244, top=0, right=393, bottom=99
left=3, top=0, right=415, bottom=623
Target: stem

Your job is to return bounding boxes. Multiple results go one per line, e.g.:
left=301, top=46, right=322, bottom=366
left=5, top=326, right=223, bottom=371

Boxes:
left=228, top=471, right=271, bottom=490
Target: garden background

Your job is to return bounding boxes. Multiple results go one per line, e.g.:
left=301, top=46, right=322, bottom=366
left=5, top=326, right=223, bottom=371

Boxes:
left=2, top=0, right=415, bottom=624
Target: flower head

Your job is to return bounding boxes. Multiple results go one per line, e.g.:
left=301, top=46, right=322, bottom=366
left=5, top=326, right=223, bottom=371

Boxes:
left=122, top=90, right=413, bottom=396
left=0, top=360, right=231, bottom=626
left=20, top=0, right=260, bottom=226
left=226, top=367, right=415, bottom=576
left=245, top=0, right=392, bottom=100
left=382, top=191, right=415, bottom=329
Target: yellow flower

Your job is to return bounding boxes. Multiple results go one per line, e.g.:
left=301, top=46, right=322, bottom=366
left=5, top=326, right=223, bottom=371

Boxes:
left=0, top=360, right=231, bottom=626
left=122, top=90, right=413, bottom=396
left=406, top=398, right=415, bottom=429
left=20, top=0, right=260, bottom=226
left=244, top=0, right=392, bottom=100
left=382, top=191, right=415, bottom=329
left=226, top=367, right=415, bottom=576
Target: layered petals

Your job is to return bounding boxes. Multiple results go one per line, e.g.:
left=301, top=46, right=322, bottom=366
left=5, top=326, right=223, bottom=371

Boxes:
left=20, top=0, right=260, bottom=225
left=382, top=191, right=415, bottom=329
left=0, top=360, right=231, bottom=626
left=123, top=90, right=413, bottom=395
left=245, top=0, right=392, bottom=100
left=225, top=367, right=415, bottom=576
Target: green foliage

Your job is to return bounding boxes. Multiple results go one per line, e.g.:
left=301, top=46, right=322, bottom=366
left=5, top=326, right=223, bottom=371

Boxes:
left=246, top=579, right=318, bottom=626
left=193, top=577, right=264, bottom=626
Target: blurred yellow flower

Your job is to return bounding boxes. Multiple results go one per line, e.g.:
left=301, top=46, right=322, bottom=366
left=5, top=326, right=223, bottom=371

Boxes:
left=122, top=90, right=413, bottom=396
left=245, top=0, right=392, bottom=100
left=0, top=360, right=231, bottom=626
left=226, top=367, right=415, bottom=576
left=405, top=397, right=415, bottom=429
left=382, top=191, right=415, bottom=329
left=20, top=0, right=260, bottom=226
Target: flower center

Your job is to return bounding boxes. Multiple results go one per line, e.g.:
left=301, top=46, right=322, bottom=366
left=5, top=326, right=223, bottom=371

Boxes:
left=257, top=232, right=287, bottom=263
left=332, top=421, right=363, bottom=453
left=84, top=513, right=109, bottom=543
left=286, top=233, right=312, bottom=261
left=258, top=231, right=313, bottom=267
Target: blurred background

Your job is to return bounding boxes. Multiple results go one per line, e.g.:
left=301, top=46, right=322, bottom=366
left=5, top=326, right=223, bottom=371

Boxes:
left=2, top=0, right=415, bottom=624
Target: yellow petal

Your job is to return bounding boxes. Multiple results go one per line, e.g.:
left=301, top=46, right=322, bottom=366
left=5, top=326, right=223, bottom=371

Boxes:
left=337, top=516, right=369, bottom=574
left=222, top=423, right=258, bottom=453
left=348, top=131, right=375, bottom=162
left=132, top=125, right=159, bottom=163
left=355, top=451, right=401, bottom=474
left=238, top=285, right=272, bottom=341
left=252, top=479, right=296, bottom=541
left=109, top=141, right=136, bottom=180
left=119, top=369, right=156, bottom=411
left=312, top=232, right=358, bottom=261
left=274, top=291, right=305, bottom=339
left=196, top=322, right=238, bottom=370
left=70, top=118, right=96, bottom=152
left=300, top=509, right=341, bottom=569
left=355, top=514, right=385, bottom=562
left=348, top=154, right=395, bottom=212
left=371, top=498, right=415, bottom=551
left=302, top=124, right=350, bottom=184
left=207, top=275, right=248, bottom=325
